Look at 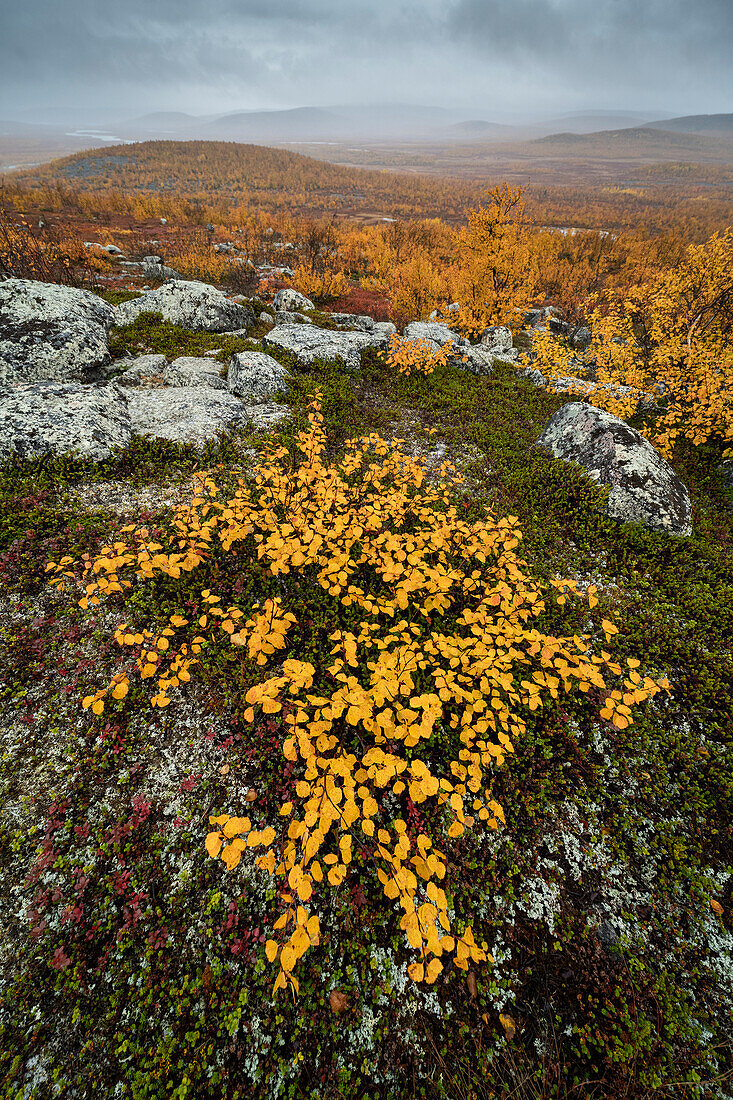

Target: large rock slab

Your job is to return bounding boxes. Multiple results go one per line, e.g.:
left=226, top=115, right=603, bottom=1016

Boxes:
left=403, top=321, right=466, bottom=347
left=537, top=402, right=692, bottom=536
left=480, top=325, right=513, bottom=352
left=273, top=288, right=314, bottom=312
left=125, top=388, right=288, bottom=445
left=115, top=280, right=254, bottom=333
left=162, top=357, right=227, bottom=389
left=328, top=313, right=396, bottom=337
left=0, top=382, right=131, bottom=462
left=228, top=351, right=291, bottom=402
left=264, top=324, right=391, bottom=370
left=0, top=279, right=115, bottom=384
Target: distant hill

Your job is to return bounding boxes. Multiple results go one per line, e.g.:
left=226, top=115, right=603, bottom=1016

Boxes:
left=447, top=120, right=512, bottom=138
left=122, top=112, right=205, bottom=135
left=534, top=111, right=657, bottom=135
left=203, top=107, right=347, bottom=142
left=643, top=114, right=733, bottom=135
left=8, top=139, right=481, bottom=221
left=529, top=126, right=733, bottom=159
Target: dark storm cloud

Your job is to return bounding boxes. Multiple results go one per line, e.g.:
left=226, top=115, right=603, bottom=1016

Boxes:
left=0, top=0, right=730, bottom=120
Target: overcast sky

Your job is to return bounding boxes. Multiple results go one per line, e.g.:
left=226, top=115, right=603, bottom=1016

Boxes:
left=1, top=0, right=731, bottom=123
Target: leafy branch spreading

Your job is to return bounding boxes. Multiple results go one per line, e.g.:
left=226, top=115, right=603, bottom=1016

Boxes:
left=524, top=228, right=733, bottom=458
left=48, top=397, right=667, bottom=996
left=383, top=333, right=464, bottom=376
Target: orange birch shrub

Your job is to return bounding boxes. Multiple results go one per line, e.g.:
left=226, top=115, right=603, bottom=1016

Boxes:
left=525, top=228, right=733, bottom=457
left=48, top=398, right=667, bottom=997
left=443, top=183, right=542, bottom=337
left=383, top=333, right=463, bottom=375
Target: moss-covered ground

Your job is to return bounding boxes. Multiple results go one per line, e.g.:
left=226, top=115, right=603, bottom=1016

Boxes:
left=1, top=334, right=732, bottom=1099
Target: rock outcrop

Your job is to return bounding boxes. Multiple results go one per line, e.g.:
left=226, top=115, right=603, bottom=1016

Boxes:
left=403, top=321, right=467, bottom=347
left=264, top=324, right=391, bottom=370
left=480, top=325, right=513, bottom=351
left=328, top=313, right=396, bottom=336
left=125, top=388, right=251, bottom=445
left=227, top=351, right=291, bottom=402
left=273, top=288, right=314, bottom=312
left=115, top=354, right=168, bottom=386
left=0, top=382, right=132, bottom=461
left=537, top=402, right=692, bottom=536
left=0, top=279, right=115, bottom=384
left=162, top=357, right=228, bottom=390
left=115, top=280, right=255, bottom=333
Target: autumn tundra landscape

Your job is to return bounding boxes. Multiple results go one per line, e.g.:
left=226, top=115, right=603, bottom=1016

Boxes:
left=1, top=4, right=733, bottom=1096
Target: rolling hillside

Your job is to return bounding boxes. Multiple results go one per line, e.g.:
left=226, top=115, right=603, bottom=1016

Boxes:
left=9, top=139, right=482, bottom=221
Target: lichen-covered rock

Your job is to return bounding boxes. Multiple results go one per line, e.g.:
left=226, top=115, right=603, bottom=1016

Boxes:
left=125, top=386, right=288, bottom=445
left=274, top=310, right=313, bottom=326
left=246, top=402, right=291, bottom=429
left=115, top=280, right=254, bottom=333
left=0, top=382, right=131, bottom=461
left=264, top=324, right=390, bottom=371
left=272, top=288, right=314, bottom=312
left=537, top=402, right=692, bottom=535
left=0, top=278, right=116, bottom=384
left=115, top=354, right=168, bottom=385
left=403, top=321, right=466, bottom=347
left=125, top=388, right=251, bottom=445
left=327, top=313, right=397, bottom=338
left=227, top=351, right=291, bottom=402
left=162, top=357, right=227, bottom=389
left=480, top=325, right=513, bottom=351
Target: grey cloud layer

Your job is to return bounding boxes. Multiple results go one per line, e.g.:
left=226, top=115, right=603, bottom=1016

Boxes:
left=0, top=0, right=730, bottom=116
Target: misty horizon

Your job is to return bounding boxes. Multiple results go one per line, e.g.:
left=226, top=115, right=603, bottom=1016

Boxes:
left=1, top=0, right=731, bottom=127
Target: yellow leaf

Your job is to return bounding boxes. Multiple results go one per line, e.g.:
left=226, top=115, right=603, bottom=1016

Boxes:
left=499, top=1013, right=516, bottom=1041
left=265, top=940, right=279, bottom=962
left=205, top=832, right=222, bottom=859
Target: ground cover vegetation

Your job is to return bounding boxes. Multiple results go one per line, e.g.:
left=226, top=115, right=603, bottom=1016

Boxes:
left=0, top=159, right=732, bottom=1098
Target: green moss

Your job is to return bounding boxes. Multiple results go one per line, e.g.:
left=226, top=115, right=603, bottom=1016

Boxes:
left=109, top=312, right=253, bottom=363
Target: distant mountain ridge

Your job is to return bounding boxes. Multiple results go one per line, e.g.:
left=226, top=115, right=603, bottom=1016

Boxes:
left=642, top=113, right=733, bottom=135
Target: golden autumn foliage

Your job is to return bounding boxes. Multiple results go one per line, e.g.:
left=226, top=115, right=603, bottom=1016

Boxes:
left=524, top=228, right=733, bottom=456
left=442, top=183, right=542, bottom=336
left=383, top=333, right=463, bottom=376
left=48, top=397, right=668, bottom=997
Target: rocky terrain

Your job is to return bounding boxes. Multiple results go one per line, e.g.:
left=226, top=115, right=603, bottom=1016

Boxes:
left=0, top=273, right=731, bottom=1099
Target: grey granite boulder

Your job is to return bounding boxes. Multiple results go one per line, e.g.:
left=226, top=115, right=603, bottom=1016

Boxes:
left=115, top=354, right=168, bottom=385
left=115, top=280, right=254, bottom=333
left=264, top=324, right=391, bottom=371
left=0, top=382, right=131, bottom=462
left=537, top=402, right=692, bottom=535
left=126, top=388, right=250, bottom=445
left=327, top=313, right=396, bottom=337
left=403, top=321, right=467, bottom=347
left=126, top=387, right=288, bottom=445
left=162, top=357, right=227, bottom=389
left=228, top=352, right=291, bottom=402
left=273, top=288, right=314, bottom=312
left=0, top=279, right=115, bottom=384
left=275, top=310, right=313, bottom=326
left=480, top=325, right=513, bottom=351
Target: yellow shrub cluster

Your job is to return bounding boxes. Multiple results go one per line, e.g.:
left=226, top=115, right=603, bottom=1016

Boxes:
left=383, top=333, right=464, bottom=376
left=523, top=228, right=733, bottom=457
left=48, top=397, right=667, bottom=996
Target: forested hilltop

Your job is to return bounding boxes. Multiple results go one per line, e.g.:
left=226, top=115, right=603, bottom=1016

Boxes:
left=8, top=138, right=733, bottom=238
left=0, top=151, right=732, bottom=1100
